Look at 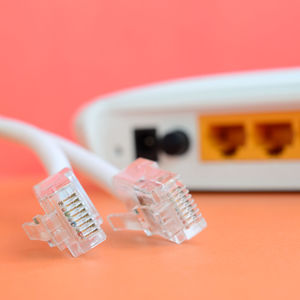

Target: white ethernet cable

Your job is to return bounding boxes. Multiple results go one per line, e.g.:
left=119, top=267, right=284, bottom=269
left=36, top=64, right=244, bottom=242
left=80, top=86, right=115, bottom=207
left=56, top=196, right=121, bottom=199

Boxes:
left=0, top=117, right=106, bottom=257
left=48, top=133, right=120, bottom=193
left=47, top=133, right=207, bottom=244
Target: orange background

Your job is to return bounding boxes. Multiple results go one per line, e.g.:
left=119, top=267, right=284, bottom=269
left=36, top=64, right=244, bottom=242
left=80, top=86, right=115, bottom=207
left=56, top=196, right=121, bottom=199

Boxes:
left=1, top=0, right=300, bottom=176
left=1, top=178, right=299, bottom=299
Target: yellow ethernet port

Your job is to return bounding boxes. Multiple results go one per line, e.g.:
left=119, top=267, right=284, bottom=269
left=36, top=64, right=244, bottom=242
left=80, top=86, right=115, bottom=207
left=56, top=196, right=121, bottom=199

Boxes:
left=199, top=111, right=300, bottom=161
left=210, top=125, right=245, bottom=156
left=255, top=123, right=293, bottom=156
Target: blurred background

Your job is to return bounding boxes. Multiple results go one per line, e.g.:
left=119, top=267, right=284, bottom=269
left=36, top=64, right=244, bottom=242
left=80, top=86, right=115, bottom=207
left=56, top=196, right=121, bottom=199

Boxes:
left=0, top=0, right=300, bottom=177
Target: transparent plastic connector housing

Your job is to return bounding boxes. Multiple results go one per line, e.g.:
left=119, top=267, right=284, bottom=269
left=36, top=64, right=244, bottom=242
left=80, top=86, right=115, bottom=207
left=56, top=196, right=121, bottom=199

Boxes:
left=108, top=158, right=207, bottom=244
left=23, top=168, right=106, bottom=257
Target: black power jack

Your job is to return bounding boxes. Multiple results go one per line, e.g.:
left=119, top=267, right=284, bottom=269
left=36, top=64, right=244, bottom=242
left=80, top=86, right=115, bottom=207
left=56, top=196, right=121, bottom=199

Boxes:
left=134, top=128, right=190, bottom=161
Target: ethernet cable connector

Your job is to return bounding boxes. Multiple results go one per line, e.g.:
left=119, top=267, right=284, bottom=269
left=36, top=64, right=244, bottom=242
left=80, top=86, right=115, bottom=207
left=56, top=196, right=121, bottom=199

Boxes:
left=23, top=168, right=106, bottom=257
left=108, top=158, right=207, bottom=244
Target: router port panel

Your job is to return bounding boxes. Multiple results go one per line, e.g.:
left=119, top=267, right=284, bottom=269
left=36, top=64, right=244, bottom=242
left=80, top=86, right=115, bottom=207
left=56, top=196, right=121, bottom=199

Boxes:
left=199, top=111, right=300, bottom=161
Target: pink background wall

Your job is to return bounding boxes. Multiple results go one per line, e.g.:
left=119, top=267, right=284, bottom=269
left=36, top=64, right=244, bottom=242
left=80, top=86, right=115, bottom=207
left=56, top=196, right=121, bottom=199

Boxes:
left=1, top=0, right=300, bottom=176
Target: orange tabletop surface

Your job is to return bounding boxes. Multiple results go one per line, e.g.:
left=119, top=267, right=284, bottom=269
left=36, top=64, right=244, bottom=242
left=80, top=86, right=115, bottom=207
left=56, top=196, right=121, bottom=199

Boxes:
left=0, top=177, right=299, bottom=300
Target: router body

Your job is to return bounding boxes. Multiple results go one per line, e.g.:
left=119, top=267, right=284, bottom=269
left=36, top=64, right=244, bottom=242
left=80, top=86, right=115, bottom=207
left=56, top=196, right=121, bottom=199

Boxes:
left=75, top=68, right=300, bottom=190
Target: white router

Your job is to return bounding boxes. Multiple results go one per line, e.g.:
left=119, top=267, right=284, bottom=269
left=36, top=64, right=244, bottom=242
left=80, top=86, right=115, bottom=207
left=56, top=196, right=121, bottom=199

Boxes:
left=74, top=68, right=300, bottom=191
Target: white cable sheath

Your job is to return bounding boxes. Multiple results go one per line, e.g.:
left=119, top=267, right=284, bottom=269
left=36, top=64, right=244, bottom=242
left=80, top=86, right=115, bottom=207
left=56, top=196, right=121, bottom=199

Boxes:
left=0, top=116, right=118, bottom=192
left=0, top=117, right=71, bottom=175
left=46, top=132, right=119, bottom=192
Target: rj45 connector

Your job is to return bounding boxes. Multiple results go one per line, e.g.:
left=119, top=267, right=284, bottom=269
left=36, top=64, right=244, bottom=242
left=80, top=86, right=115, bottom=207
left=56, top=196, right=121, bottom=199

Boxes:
left=108, top=158, right=207, bottom=243
left=23, top=168, right=106, bottom=257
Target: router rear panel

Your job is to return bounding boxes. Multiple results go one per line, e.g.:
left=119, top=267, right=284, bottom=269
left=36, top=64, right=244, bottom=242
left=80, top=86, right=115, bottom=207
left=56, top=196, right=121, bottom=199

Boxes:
left=93, top=109, right=300, bottom=191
